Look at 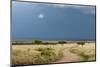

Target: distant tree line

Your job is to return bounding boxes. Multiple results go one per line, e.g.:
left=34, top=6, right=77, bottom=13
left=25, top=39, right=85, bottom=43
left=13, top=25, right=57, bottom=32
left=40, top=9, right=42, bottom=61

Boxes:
left=12, top=40, right=67, bottom=45
left=12, top=40, right=86, bottom=46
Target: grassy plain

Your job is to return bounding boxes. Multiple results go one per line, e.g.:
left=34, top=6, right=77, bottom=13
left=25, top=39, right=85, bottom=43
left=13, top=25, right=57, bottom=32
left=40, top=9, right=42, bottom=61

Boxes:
left=12, top=42, right=96, bottom=66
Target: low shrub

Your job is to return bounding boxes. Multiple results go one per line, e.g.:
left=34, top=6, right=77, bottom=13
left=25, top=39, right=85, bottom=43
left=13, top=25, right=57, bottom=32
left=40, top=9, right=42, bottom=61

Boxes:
left=33, top=40, right=42, bottom=44
left=77, top=42, right=85, bottom=46
left=35, top=47, right=54, bottom=52
left=58, top=41, right=66, bottom=44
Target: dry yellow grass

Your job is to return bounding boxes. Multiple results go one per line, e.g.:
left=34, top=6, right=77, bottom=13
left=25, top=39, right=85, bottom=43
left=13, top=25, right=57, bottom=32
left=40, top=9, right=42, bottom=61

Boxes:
left=12, top=42, right=96, bottom=65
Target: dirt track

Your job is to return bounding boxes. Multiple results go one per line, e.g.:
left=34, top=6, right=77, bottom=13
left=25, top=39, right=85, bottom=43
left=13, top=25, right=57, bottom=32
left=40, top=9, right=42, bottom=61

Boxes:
left=53, top=48, right=81, bottom=63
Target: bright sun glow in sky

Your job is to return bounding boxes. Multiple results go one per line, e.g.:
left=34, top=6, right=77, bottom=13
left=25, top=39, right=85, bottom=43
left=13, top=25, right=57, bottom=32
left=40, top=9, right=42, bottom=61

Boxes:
left=38, top=14, right=44, bottom=19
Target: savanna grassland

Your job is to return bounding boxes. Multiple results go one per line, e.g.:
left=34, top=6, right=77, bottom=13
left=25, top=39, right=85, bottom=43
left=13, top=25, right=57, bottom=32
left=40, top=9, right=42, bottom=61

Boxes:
left=12, top=41, right=96, bottom=66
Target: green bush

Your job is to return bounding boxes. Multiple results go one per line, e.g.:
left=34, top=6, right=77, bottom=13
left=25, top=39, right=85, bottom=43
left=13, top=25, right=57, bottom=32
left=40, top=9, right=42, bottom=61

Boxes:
left=33, top=40, right=42, bottom=44
left=58, top=41, right=66, bottom=44
left=77, top=42, right=85, bottom=46
left=35, top=47, right=54, bottom=52
left=42, top=42, right=49, bottom=45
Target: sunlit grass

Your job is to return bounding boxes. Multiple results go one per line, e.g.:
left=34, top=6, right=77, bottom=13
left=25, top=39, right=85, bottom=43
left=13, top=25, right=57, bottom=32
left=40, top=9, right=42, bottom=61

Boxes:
left=69, top=43, right=96, bottom=61
left=12, top=45, right=63, bottom=65
left=12, top=42, right=95, bottom=65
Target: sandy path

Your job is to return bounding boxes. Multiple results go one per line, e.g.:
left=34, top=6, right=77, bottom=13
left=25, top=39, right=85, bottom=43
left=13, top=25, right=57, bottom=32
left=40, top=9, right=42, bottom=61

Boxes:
left=53, top=48, right=80, bottom=63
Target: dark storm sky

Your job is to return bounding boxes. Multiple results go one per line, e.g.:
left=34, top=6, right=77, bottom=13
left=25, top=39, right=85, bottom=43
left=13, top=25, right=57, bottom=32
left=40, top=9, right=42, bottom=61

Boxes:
left=12, top=1, right=96, bottom=40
